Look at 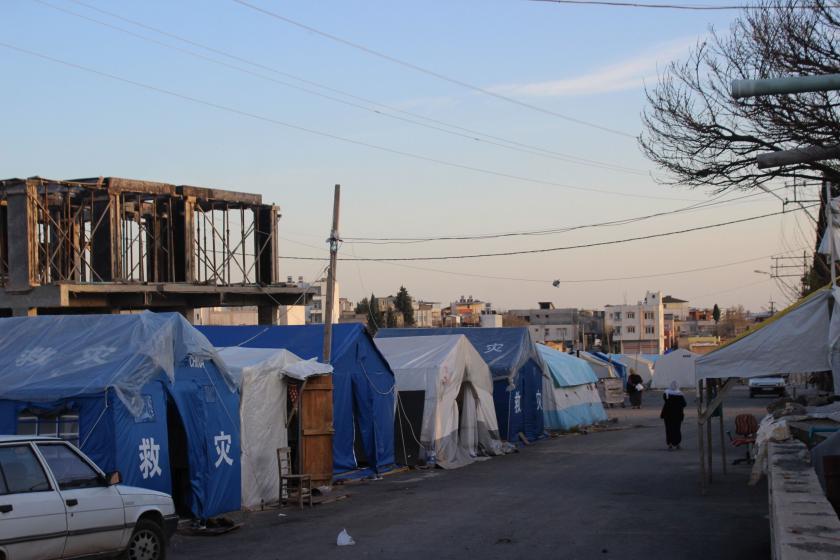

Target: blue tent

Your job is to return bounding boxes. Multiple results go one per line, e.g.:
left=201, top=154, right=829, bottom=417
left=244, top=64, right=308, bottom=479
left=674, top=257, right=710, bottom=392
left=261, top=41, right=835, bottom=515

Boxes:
left=537, top=344, right=608, bottom=431
left=0, top=313, right=240, bottom=520
left=377, top=328, right=545, bottom=442
left=197, top=324, right=396, bottom=477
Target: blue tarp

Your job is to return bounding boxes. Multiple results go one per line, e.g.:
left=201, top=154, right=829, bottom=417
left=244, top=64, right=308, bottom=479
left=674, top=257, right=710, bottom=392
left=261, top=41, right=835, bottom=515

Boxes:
left=538, top=346, right=599, bottom=387
left=0, top=313, right=240, bottom=520
left=198, top=324, right=396, bottom=477
left=376, top=328, right=545, bottom=442
left=536, top=344, right=607, bottom=431
left=590, top=352, right=628, bottom=381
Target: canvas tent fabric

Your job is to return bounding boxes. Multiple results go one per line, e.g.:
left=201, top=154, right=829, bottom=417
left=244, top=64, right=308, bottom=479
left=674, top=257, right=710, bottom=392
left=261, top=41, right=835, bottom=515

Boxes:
left=608, top=354, right=655, bottom=385
left=537, top=345, right=607, bottom=430
left=695, top=289, right=836, bottom=386
left=590, top=352, right=628, bottom=381
left=375, top=335, right=505, bottom=469
left=198, top=324, right=396, bottom=477
left=217, top=347, right=333, bottom=510
left=651, top=349, right=698, bottom=389
left=0, top=312, right=240, bottom=520
left=579, top=352, right=618, bottom=379
left=377, top=327, right=546, bottom=442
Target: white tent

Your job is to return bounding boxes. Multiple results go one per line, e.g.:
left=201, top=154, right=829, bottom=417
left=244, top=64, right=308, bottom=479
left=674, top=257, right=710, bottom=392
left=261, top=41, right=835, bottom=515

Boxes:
left=375, top=335, right=505, bottom=469
left=611, top=354, right=655, bottom=385
left=695, top=288, right=840, bottom=390
left=579, top=352, right=619, bottom=379
left=217, top=346, right=333, bottom=510
left=651, top=349, right=698, bottom=389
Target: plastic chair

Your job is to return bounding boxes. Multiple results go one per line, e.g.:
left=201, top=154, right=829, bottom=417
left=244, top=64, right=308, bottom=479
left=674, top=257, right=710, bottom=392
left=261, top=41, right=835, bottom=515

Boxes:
left=727, top=414, right=759, bottom=465
left=277, top=447, right=312, bottom=509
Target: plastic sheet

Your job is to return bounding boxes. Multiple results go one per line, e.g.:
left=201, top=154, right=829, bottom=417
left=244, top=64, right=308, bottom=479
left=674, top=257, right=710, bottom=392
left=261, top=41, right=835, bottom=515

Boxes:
left=0, top=312, right=230, bottom=417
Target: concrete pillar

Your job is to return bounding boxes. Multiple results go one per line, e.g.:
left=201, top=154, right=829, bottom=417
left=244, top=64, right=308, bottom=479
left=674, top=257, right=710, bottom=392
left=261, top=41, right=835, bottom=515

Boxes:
left=6, top=181, right=39, bottom=291
left=257, top=305, right=279, bottom=325
left=254, top=205, right=279, bottom=285
left=173, top=197, right=196, bottom=283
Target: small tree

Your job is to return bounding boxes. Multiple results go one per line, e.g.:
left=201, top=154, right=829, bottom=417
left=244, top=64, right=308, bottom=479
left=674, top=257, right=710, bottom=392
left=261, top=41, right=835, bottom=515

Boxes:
left=367, top=293, right=384, bottom=335
left=354, top=297, right=369, bottom=315
left=394, top=286, right=416, bottom=327
left=712, top=304, right=721, bottom=337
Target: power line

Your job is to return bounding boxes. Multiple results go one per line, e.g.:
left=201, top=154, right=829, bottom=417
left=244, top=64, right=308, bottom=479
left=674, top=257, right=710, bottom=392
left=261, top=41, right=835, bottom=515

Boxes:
left=529, top=0, right=829, bottom=10
left=0, top=41, right=695, bottom=202
left=230, top=0, right=636, bottom=139
left=280, top=235, right=809, bottom=284
left=279, top=205, right=814, bottom=261
left=46, top=0, right=645, bottom=176
left=344, top=187, right=787, bottom=244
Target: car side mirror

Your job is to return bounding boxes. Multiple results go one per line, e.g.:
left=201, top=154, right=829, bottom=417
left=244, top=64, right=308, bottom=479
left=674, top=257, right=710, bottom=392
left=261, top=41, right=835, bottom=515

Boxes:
left=106, top=471, right=122, bottom=486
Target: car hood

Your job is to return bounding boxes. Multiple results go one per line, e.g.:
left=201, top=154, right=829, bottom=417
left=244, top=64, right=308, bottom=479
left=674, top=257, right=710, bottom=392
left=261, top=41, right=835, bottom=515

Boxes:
left=117, top=485, right=173, bottom=502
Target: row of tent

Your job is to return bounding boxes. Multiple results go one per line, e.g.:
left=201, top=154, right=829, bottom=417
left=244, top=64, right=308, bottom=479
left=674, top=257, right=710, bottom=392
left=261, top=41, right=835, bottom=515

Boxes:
left=0, top=314, right=620, bottom=521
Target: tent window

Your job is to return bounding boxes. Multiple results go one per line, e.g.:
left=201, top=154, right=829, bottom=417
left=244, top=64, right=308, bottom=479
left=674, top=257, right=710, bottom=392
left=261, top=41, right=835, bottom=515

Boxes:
left=17, top=411, right=80, bottom=445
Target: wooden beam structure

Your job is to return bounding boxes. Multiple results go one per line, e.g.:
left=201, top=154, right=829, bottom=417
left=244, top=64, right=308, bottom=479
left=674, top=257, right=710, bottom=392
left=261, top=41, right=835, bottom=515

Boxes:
left=0, top=176, right=310, bottom=320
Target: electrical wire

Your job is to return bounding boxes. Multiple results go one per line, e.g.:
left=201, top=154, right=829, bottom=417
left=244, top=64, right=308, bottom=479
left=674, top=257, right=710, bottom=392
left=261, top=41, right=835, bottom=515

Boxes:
left=280, top=235, right=808, bottom=284
left=343, top=187, right=784, bottom=244
left=0, top=41, right=694, bottom=203
left=529, top=0, right=832, bottom=9
left=230, top=0, right=636, bottom=139
left=41, top=0, right=647, bottom=177
left=279, top=205, right=816, bottom=262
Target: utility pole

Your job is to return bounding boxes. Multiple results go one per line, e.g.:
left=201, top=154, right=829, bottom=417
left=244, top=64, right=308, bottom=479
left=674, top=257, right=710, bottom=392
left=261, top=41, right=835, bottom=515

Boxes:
left=322, top=184, right=341, bottom=363
left=768, top=299, right=776, bottom=315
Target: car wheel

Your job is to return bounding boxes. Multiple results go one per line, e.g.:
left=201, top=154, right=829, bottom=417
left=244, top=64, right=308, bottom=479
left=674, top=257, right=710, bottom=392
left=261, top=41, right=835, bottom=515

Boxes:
left=125, top=519, right=166, bottom=560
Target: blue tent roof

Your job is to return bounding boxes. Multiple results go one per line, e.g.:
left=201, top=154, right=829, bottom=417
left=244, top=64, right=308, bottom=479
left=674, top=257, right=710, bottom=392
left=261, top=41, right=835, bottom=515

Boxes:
left=537, top=345, right=598, bottom=387
left=376, top=327, right=541, bottom=381
left=0, top=312, right=224, bottom=415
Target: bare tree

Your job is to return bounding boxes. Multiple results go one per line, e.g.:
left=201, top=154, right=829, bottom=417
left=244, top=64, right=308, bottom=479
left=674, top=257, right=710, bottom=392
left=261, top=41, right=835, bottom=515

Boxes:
left=641, top=0, right=840, bottom=193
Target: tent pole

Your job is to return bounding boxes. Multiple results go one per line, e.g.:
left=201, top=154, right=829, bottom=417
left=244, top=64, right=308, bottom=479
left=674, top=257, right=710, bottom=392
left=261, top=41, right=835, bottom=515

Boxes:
left=827, top=180, right=836, bottom=288
left=719, top=403, right=727, bottom=475
left=697, top=380, right=707, bottom=494
left=706, top=380, right=713, bottom=483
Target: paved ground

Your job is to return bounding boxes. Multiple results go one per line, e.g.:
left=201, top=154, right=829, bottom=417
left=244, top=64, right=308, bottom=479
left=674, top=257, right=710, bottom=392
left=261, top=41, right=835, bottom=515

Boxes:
left=170, top=386, right=772, bottom=559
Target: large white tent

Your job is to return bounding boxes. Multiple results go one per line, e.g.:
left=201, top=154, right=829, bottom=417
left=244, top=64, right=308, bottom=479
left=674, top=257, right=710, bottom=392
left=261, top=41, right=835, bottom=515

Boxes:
left=375, top=334, right=505, bottom=469
left=651, top=349, right=698, bottom=389
left=610, top=354, right=655, bottom=385
left=217, top=346, right=333, bottom=510
left=695, top=288, right=838, bottom=386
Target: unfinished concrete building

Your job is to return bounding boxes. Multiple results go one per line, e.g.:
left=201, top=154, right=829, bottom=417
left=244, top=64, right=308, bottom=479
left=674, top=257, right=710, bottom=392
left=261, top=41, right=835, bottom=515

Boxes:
left=0, top=176, right=310, bottom=322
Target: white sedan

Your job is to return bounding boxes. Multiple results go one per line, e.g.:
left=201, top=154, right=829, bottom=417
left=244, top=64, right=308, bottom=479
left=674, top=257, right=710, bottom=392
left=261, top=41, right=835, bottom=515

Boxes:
left=0, top=436, right=177, bottom=560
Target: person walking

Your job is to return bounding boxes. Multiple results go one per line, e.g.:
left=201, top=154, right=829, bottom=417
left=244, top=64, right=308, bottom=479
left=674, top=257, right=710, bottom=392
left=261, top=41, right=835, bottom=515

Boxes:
left=626, top=368, right=644, bottom=409
left=661, top=380, right=687, bottom=450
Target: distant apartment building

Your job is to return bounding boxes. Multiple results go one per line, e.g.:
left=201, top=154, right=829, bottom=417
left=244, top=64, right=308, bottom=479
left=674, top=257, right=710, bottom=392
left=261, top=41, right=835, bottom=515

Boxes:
left=444, top=296, right=490, bottom=327
left=414, top=300, right=443, bottom=328
left=305, top=277, right=340, bottom=324
left=604, top=291, right=665, bottom=354
left=509, top=303, right=580, bottom=346
left=662, top=295, right=689, bottom=350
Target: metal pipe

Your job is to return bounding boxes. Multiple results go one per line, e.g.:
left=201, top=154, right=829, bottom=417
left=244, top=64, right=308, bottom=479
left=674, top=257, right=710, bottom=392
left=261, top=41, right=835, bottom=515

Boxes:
left=732, top=74, right=840, bottom=98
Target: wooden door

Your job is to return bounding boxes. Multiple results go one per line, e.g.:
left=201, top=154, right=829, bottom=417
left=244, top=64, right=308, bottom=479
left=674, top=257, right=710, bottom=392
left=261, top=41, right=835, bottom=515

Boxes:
left=300, top=374, right=334, bottom=486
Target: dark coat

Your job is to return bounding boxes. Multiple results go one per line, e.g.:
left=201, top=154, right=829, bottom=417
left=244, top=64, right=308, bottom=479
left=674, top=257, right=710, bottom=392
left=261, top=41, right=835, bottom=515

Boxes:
left=660, top=392, right=687, bottom=422
left=626, top=373, right=643, bottom=394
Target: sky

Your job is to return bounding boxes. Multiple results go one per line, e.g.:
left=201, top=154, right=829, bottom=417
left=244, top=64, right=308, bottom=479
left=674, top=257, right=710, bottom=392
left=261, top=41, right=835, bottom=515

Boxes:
left=0, top=0, right=819, bottom=313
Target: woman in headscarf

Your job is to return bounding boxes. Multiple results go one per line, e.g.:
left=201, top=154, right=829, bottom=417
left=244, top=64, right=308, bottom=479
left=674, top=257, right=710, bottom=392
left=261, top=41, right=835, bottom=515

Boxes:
left=626, top=368, right=644, bottom=409
left=661, top=380, right=687, bottom=450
